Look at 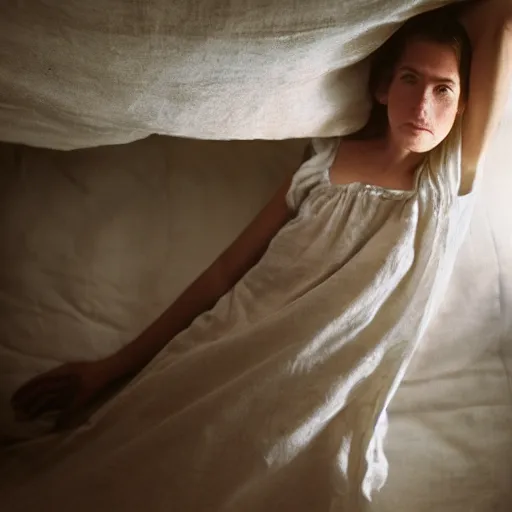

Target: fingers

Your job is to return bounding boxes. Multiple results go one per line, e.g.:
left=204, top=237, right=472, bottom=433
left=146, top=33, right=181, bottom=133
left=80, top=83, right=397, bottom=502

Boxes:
left=55, top=395, right=82, bottom=431
left=11, top=373, right=72, bottom=410
left=26, top=384, right=77, bottom=420
left=12, top=375, right=79, bottom=421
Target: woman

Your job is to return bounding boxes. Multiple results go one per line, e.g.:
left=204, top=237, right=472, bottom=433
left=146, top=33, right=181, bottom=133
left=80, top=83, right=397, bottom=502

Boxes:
left=8, top=1, right=512, bottom=509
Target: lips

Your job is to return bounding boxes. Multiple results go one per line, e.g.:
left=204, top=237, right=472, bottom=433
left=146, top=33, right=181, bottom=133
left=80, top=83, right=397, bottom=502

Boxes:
left=406, top=122, right=431, bottom=133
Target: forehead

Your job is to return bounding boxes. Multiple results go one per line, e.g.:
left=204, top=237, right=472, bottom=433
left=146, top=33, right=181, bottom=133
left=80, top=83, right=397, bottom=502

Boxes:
left=397, top=39, right=460, bottom=83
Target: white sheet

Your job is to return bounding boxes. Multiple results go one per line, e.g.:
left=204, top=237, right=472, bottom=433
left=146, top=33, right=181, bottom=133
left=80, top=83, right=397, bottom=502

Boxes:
left=0, top=0, right=461, bottom=149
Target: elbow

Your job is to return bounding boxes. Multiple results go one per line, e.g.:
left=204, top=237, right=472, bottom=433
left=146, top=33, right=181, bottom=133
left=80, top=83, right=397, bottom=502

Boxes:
left=504, top=20, right=512, bottom=50
left=492, top=9, right=512, bottom=36
left=495, top=15, right=512, bottom=46
left=487, top=1, right=512, bottom=35
left=503, top=4, right=512, bottom=33
left=503, top=11, right=512, bottom=33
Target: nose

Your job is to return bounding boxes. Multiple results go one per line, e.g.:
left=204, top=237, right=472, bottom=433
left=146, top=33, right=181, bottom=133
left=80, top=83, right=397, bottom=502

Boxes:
left=413, top=88, right=430, bottom=119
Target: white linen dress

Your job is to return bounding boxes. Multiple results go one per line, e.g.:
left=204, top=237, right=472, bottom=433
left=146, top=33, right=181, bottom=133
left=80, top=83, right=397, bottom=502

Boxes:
left=0, top=121, right=479, bottom=512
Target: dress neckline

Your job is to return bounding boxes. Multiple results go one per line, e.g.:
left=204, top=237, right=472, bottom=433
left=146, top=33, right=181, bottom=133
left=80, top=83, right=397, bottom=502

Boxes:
left=323, top=137, right=426, bottom=200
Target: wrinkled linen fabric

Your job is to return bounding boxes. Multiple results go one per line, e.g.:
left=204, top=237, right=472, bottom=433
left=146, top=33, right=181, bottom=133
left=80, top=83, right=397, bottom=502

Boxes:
left=0, top=0, right=461, bottom=149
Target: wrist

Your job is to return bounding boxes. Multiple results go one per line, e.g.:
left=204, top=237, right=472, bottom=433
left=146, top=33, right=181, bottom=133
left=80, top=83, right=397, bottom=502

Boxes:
left=103, top=350, right=133, bottom=381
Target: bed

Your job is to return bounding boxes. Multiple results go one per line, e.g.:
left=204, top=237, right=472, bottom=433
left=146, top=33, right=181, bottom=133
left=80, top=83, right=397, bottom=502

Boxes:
left=1, top=1, right=511, bottom=510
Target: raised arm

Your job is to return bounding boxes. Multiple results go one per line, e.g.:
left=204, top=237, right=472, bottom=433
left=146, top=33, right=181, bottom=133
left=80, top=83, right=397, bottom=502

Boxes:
left=458, top=0, right=512, bottom=192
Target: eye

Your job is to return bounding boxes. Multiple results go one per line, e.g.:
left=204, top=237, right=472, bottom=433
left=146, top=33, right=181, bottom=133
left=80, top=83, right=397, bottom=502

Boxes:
left=400, top=73, right=417, bottom=84
left=436, top=85, right=452, bottom=95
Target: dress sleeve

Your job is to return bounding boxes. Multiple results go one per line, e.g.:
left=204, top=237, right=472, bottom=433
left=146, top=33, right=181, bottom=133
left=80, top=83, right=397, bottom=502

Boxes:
left=285, top=137, right=340, bottom=212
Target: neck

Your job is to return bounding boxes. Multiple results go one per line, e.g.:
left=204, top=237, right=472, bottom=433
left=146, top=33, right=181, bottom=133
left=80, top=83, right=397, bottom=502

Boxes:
left=377, top=132, right=424, bottom=176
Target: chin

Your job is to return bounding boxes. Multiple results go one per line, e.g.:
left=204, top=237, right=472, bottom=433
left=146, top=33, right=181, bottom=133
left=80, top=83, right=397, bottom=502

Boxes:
left=403, top=140, right=434, bottom=153
left=390, top=123, right=442, bottom=153
left=397, top=133, right=436, bottom=154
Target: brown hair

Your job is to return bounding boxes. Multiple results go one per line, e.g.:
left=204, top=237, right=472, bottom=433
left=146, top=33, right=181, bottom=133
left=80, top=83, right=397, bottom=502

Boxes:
left=346, top=7, right=472, bottom=140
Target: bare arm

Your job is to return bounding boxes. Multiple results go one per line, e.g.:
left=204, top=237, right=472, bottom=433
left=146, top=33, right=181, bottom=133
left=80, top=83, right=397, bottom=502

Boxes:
left=11, top=173, right=295, bottom=423
left=458, top=0, right=512, bottom=192
left=107, top=174, right=294, bottom=378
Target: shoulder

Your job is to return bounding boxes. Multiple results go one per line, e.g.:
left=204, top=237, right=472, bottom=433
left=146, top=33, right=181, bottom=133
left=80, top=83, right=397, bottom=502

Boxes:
left=329, top=138, right=379, bottom=185
left=331, top=138, right=374, bottom=169
left=286, top=137, right=340, bottom=211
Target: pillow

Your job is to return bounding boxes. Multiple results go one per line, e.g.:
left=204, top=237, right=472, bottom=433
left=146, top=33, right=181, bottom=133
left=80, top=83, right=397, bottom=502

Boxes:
left=0, top=0, right=460, bottom=149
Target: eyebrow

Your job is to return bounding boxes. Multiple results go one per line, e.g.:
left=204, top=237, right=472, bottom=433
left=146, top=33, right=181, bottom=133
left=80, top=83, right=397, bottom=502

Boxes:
left=398, top=65, right=457, bottom=86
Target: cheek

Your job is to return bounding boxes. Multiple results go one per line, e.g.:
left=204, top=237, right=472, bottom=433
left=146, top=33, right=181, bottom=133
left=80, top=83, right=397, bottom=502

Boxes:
left=432, top=100, right=459, bottom=137
left=386, top=81, right=418, bottom=124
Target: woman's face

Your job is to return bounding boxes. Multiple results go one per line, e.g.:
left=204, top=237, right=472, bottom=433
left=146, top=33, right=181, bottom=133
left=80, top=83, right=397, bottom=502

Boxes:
left=379, top=38, right=462, bottom=153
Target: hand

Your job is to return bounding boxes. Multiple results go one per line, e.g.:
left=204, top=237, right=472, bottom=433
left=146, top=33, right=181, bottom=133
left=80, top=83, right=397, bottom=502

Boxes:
left=10, top=358, right=117, bottom=428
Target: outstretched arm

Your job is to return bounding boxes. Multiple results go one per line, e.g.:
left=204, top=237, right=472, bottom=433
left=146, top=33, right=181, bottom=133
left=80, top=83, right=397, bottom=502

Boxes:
left=108, top=174, right=294, bottom=379
left=12, top=174, right=294, bottom=424
left=459, top=0, right=512, bottom=193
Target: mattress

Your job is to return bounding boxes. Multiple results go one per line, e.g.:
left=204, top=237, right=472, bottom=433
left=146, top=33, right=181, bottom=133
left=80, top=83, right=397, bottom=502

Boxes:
left=0, top=122, right=511, bottom=510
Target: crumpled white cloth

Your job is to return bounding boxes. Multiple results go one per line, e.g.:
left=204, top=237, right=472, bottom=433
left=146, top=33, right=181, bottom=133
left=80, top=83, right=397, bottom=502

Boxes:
left=0, top=0, right=460, bottom=149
